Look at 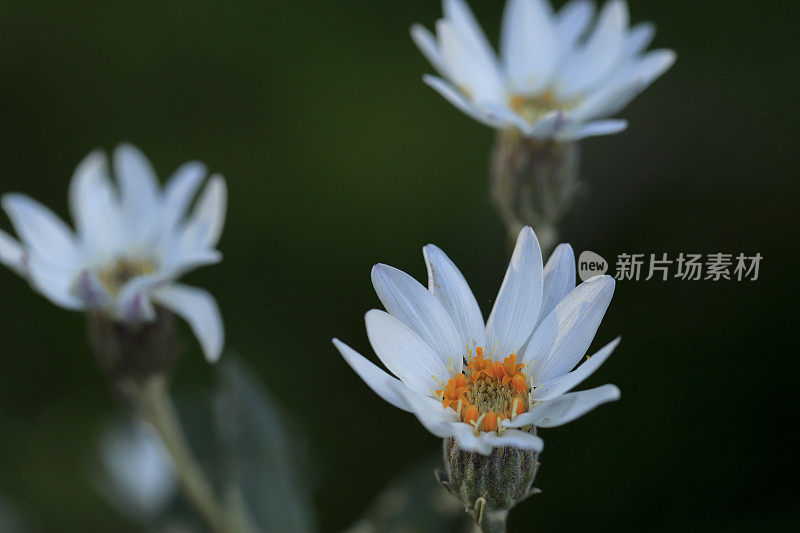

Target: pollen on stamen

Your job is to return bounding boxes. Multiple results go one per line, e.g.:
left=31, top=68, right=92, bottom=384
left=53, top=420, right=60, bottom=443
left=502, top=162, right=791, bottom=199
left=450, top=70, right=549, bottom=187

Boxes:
left=483, top=412, right=498, bottom=432
left=463, top=405, right=479, bottom=426
left=512, top=373, right=527, bottom=394
left=440, top=347, right=531, bottom=434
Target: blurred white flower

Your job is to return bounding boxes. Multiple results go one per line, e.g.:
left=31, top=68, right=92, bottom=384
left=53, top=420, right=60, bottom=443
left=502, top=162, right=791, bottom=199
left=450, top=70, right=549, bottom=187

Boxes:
left=98, top=419, right=177, bottom=521
left=334, top=227, right=620, bottom=455
left=0, top=144, right=226, bottom=362
left=412, top=0, right=675, bottom=140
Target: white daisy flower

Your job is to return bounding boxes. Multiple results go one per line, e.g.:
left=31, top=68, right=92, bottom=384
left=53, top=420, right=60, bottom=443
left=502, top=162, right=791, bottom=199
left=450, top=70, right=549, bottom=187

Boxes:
left=0, top=144, right=226, bottom=362
left=334, top=226, right=620, bottom=455
left=412, top=0, right=675, bottom=140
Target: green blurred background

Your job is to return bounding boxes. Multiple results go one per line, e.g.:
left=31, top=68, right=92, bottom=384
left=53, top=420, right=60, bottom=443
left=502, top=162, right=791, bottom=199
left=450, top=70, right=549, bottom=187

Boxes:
left=0, top=0, right=798, bottom=530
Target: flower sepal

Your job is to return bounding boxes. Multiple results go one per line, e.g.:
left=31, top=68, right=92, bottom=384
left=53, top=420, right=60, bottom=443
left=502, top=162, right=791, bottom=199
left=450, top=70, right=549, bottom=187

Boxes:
left=490, top=131, right=582, bottom=253
left=438, top=433, right=541, bottom=531
left=87, top=307, right=180, bottom=397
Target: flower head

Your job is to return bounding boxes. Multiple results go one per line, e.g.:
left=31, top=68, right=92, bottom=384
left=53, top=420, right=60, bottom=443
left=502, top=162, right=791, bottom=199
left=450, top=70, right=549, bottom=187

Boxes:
left=334, top=226, right=620, bottom=454
left=0, top=144, right=226, bottom=362
left=412, top=0, right=675, bottom=140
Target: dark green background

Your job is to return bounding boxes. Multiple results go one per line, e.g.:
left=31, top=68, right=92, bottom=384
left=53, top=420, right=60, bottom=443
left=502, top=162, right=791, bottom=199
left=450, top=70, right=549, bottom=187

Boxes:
left=0, top=0, right=797, bottom=530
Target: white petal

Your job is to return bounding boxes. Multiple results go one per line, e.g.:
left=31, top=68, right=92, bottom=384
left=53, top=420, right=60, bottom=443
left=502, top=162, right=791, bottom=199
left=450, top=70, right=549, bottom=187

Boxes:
left=423, top=75, right=508, bottom=129
left=393, top=383, right=458, bottom=438
left=116, top=268, right=182, bottom=322
left=573, top=50, right=675, bottom=122
left=153, top=284, right=224, bottom=362
left=625, top=22, right=655, bottom=56
left=0, top=229, right=24, bottom=274
left=2, top=193, right=80, bottom=269
left=365, top=309, right=449, bottom=394
left=557, top=0, right=629, bottom=98
left=625, top=48, right=676, bottom=86
left=532, top=337, right=620, bottom=401
left=161, top=161, right=206, bottom=235
left=160, top=248, right=222, bottom=278
left=116, top=273, right=167, bottom=309
left=113, top=144, right=160, bottom=244
left=537, top=243, right=575, bottom=327
left=332, top=339, right=412, bottom=412
left=482, top=428, right=544, bottom=452
left=525, top=109, right=578, bottom=139
left=481, top=102, right=535, bottom=133
left=513, top=384, right=620, bottom=427
left=114, top=249, right=221, bottom=323
left=524, top=275, right=615, bottom=383
left=443, top=0, right=493, bottom=56
left=451, top=424, right=544, bottom=455
left=501, top=0, right=558, bottom=95
left=556, top=0, right=596, bottom=51
left=71, top=269, right=113, bottom=310
left=442, top=0, right=504, bottom=102
left=68, top=151, right=125, bottom=260
left=371, top=263, right=463, bottom=371
left=117, top=279, right=157, bottom=323
left=178, top=175, right=226, bottom=251
left=423, top=244, right=485, bottom=353
left=26, top=251, right=83, bottom=310
left=571, top=119, right=628, bottom=139
left=501, top=410, right=537, bottom=428
left=452, top=423, right=492, bottom=454
left=485, top=227, right=543, bottom=359
left=410, top=24, right=448, bottom=76
left=571, top=80, right=641, bottom=121
left=436, top=20, right=504, bottom=104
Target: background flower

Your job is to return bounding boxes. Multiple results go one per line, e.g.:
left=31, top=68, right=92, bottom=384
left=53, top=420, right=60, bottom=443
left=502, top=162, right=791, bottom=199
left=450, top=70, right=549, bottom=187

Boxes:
left=412, top=0, right=675, bottom=140
left=0, top=145, right=226, bottom=361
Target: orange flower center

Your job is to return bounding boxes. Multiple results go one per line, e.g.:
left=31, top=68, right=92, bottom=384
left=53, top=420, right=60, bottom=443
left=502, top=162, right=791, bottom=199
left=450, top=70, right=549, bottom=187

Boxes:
left=436, top=347, right=528, bottom=433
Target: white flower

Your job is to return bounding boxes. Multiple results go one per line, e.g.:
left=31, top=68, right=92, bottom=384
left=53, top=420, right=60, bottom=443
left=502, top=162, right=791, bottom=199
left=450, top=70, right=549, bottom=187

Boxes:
left=412, top=0, right=675, bottom=140
left=333, top=227, right=620, bottom=455
left=0, top=144, right=226, bottom=362
left=97, top=418, right=177, bottom=520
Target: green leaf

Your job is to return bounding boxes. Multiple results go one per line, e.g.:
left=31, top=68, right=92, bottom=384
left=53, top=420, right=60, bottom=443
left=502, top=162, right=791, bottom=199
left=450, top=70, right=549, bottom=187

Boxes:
left=214, top=355, right=316, bottom=533
left=346, top=453, right=463, bottom=533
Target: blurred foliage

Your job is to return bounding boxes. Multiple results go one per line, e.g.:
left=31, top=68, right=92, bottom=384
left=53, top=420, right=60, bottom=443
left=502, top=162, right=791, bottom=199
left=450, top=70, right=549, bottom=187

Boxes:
left=214, top=356, right=316, bottom=533
left=0, top=0, right=798, bottom=531
left=345, top=454, right=463, bottom=533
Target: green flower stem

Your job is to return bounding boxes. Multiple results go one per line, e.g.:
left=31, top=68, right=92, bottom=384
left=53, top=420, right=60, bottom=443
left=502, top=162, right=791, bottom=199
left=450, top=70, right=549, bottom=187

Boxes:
left=137, top=376, right=245, bottom=533
left=477, top=508, right=509, bottom=533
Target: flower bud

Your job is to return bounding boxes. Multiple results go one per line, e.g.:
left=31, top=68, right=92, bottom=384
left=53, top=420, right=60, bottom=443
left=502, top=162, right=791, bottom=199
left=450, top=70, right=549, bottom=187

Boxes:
left=437, top=434, right=541, bottom=531
left=87, top=308, right=180, bottom=397
left=490, top=130, right=582, bottom=255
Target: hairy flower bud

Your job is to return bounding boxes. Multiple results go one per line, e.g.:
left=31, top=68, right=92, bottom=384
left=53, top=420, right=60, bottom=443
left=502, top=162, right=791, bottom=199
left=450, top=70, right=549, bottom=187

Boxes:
left=87, top=308, right=180, bottom=396
left=437, top=435, right=541, bottom=532
left=490, top=130, right=582, bottom=255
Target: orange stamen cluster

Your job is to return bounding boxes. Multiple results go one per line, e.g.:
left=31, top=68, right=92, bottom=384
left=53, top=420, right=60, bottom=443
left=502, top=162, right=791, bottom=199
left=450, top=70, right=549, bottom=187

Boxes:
left=436, top=347, right=528, bottom=433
